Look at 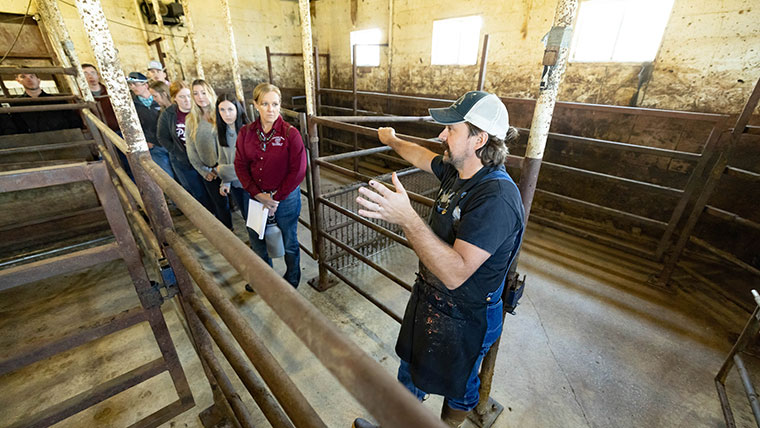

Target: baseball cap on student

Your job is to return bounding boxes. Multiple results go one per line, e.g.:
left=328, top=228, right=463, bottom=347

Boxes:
left=429, top=91, right=510, bottom=140
left=126, top=72, right=148, bottom=83
left=147, top=60, right=164, bottom=70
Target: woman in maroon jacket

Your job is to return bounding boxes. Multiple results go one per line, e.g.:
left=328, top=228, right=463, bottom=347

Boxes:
left=235, top=83, right=307, bottom=289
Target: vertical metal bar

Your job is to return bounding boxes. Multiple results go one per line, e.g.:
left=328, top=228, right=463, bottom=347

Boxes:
left=477, top=34, right=490, bottom=91
left=314, top=45, right=322, bottom=114
left=221, top=0, right=245, bottom=102
left=266, top=46, right=274, bottom=84
left=75, top=0, right=148, bottom=154
left=299, top=112, right=319, bottom=257
left=326, top=54, right=332, bottom=89
left=298, top=0, right=317, bottom=116
left=179, top=0, right=205, bottom=80
left=314, top=47, right=328, bottom=153
left=352, top=44, right=359, bottom=171
left=520, top=2, right=577, bottom=220
left=475, top=0, right=578, bottom=419
left=386, top=0, right=394, bottom=97
left=306, top=117, right=334, bottom=291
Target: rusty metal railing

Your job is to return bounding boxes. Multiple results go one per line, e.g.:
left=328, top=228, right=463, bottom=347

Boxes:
left=716, top=289, right=760, bottom=428
left=82, top=108, right=447, bottom=428
left=315, top=85, right=733, bottom=268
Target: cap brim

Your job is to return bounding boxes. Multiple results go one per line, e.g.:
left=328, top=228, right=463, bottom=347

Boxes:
left=429, top=106, right=466, bottom=125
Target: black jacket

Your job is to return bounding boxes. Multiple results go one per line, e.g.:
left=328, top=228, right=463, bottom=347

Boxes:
left=157, top=104, right=192, bottom=169
left=132, top=95, right=161, bottom=145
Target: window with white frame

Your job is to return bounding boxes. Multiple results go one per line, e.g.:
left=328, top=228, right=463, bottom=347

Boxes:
left=350, top=28, right=382, bottom=67
left=431, top=16, right=482, bottom=65
left=570, top=0, right=675, bottom=63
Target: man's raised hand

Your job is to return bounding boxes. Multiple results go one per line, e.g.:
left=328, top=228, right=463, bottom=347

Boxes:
left=356, top=172, right=416, bottom=226
left=377, top=127, right=397, bottom=147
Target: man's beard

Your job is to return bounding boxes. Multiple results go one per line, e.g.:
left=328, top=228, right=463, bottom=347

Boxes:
left=441, top=141, right=463, bottom=168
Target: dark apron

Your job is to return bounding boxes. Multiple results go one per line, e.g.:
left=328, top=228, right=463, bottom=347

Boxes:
left=396, top=167, right=521, bottom=398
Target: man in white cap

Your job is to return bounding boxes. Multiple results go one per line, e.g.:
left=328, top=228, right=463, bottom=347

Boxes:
left=354, top=91, right=525, bottom=428
left=146, top=60, right=170, bottom=85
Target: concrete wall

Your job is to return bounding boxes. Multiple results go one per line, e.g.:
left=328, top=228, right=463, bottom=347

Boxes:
left=2, top=0, right=757, bottom=111
left=1, top=0, right=304, bottom=96
left=312, top=0, right=759, bottom=114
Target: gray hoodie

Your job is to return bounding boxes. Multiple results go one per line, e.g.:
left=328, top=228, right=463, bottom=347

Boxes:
left=217, top=125, right=242, bottom=188
left=186, top=118, right=218, bottom=175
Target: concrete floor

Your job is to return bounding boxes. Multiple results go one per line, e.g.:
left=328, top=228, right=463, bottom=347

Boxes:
left=1, top=198, right=758, bottom=427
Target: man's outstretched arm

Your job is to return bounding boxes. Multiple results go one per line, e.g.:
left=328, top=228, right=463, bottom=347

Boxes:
left=378, top=127, right=437, bottom=174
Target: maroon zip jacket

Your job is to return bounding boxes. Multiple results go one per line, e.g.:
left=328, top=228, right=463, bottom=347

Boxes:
left=234, top=116, right=307, bottom=201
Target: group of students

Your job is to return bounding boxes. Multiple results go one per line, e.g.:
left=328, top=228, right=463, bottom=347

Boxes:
left=87, top=61, right=307, bottom=291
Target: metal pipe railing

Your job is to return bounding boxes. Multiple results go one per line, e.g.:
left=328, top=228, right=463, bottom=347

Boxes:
left=164, top=229, right=326, bottom=428
left=0, top=103, right=91, bottom=114
left=186, top=293, right=296, bottom=428
left=141, top=164, right=444, bottom=427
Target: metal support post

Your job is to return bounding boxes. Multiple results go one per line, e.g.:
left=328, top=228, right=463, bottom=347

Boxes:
left=477, top=34, right=490, bottom=91
left=352, top=43, right=359, bottom=171
left=307, top=117, right=338, bottom=291
left=298, top=0, right=317, bottom=117
left=221, top=0, right=245, bottom=102
left=473, top=1, right=578, bottom=426
left=266, top=46, right=274, bottom=84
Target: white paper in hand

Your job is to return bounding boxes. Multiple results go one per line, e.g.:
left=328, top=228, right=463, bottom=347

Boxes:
left=246, top=198, right=269, bottom=240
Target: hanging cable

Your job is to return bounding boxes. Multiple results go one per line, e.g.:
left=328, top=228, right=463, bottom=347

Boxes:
left=0, top=0, right=33, bottom=65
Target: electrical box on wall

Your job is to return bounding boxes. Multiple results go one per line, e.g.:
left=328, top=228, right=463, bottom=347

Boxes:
left=139, top=1, right=184, bottom=26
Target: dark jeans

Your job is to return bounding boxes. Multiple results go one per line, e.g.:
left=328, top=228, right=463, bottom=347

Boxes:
left=201, top=177, right=232, bottom=229
left=171, top=158, right=213, bottom=213
left=229, top=186, right=250, bottom=220
left=397, top=296, right=504, bottom=411
left=246, top=188, right=301, bottom=288
left=149, top=145, right=175, bottom=180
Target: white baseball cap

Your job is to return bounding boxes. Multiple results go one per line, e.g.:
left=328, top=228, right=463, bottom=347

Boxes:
left=429, top=91, right=510, bottom=140
left=147, top=60, right=164, bottom=70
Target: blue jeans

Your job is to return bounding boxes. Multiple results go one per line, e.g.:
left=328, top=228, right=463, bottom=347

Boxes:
left=397, top=298, right=504, bottom=411
left=171, top=158, right=213, bottom=213
left=247, top=188, right=301, bottom=288
left=150, top=145, right=175, bottom=180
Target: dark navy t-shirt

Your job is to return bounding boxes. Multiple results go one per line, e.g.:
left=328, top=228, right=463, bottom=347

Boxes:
left=429, top=155, right=524, bottom=300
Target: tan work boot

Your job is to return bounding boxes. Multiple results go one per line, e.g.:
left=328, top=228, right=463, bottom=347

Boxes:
left=441, top=402, right=470, bottom=428
left=352, top=417, right=379, bottom=428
